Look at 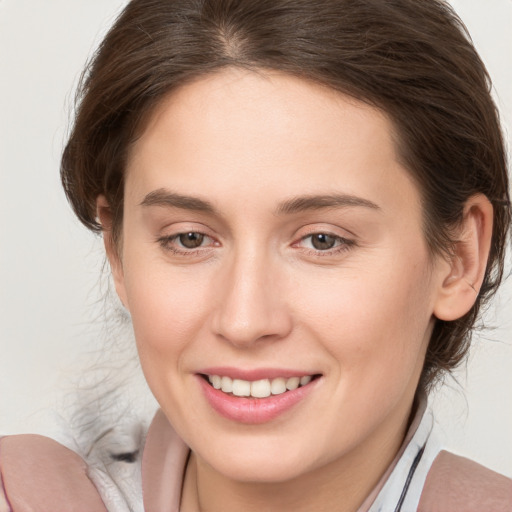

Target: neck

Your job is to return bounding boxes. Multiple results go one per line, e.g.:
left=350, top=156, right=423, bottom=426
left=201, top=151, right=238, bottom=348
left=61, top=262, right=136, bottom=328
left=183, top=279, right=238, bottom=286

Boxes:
left=180, top=401, right=415, bottom=512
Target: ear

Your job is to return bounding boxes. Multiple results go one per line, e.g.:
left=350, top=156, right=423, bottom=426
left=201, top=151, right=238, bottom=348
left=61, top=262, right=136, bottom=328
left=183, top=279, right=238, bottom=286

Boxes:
left=433, top=194, right=493, bottom=321
left=96, top=195, right=129, bottom=309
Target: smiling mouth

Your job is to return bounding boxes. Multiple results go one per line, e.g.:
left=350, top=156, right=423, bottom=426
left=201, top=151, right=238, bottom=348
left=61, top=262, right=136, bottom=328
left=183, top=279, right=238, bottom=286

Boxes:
left=202, top=374, right=321, bottom=399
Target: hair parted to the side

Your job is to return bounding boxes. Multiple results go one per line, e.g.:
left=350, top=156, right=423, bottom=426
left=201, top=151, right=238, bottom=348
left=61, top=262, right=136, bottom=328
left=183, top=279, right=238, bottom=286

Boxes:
left=61, top=0, right=511, bottom=390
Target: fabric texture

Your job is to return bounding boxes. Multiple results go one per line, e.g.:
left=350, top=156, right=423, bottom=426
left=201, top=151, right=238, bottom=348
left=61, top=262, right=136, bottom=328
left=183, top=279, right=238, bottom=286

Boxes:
left=418, top=450, right=512, bottom=512
left=356, top=397, right=440, bottom=511
left=0, top=434, right=107, bottom=512
left=1, top=400, right=511, bottom=511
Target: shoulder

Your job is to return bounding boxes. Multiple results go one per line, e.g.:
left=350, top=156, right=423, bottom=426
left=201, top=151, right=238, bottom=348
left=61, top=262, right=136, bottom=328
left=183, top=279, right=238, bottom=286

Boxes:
left=0, top=434, right=107, bottom=511
left=418, top=449, right=512, bottom=512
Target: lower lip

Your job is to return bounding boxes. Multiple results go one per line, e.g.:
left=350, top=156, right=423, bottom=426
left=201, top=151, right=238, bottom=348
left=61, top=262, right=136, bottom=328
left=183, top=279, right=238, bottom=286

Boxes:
left=197, top=376, right=320, bottom=424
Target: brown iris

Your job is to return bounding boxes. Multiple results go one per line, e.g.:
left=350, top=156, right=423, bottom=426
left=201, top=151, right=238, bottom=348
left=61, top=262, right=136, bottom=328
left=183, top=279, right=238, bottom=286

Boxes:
left=310, top=233, right=337, bottom=250
left=179, top=232, right=205, bottom=249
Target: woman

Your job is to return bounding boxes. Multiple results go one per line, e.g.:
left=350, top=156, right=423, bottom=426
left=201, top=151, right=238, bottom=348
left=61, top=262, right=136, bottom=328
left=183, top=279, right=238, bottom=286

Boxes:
left=1, top=0, right=511, bottom=510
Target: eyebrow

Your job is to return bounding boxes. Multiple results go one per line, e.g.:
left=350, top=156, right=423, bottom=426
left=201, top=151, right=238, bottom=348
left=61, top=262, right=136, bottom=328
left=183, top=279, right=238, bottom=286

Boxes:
left=140, top=189, right=217, bottom=213
left=275, top=194, right=380, bottom=215
left=140, top=188, right=380, bottom=215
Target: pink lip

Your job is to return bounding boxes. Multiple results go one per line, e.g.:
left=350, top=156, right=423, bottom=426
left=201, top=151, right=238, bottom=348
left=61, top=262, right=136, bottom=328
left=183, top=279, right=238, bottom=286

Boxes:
left=199, top=366, right=315, bottom=381
left=197, top=374, right=320, bottom=424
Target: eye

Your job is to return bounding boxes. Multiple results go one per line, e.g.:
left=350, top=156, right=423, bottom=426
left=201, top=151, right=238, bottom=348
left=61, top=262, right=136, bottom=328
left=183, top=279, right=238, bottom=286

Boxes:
left=296, top=232, right=355, bottom=254
left=308, top=233, right=338, bottom=250
left=177, top=232, right=206, bottom=249
left=157, top=231, right=216, bottom=254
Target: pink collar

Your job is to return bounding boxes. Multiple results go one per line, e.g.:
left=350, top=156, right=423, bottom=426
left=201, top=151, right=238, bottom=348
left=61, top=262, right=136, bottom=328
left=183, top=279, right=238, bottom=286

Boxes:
left=141, top=395, right=429, bottom=512
left=141, top=409, right=190, bottom=512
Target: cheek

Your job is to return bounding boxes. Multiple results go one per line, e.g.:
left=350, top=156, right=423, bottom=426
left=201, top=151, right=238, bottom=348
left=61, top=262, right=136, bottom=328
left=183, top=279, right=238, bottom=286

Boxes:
left=293, top=258, right=434, bottom=445
left=295, top=253, right=434, bottom=377
left=121, top=261, right=218, bottom=421
left=121, top=256, right=211, bottom=366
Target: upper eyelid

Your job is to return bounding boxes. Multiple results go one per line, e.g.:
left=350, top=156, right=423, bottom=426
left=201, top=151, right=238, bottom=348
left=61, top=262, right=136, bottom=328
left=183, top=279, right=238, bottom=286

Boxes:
left=158, top=223, right=216, bottom=239
left=293, top=225, right=356, bottom=242
left=296, top=223, right=357, bottom=238
left=295, top=233, right=354, bottom=247
left=299, top=230, right=350, bottom=239
left=156, top=225, right=356, bottom=248
left=160, top=231, right=215, bottom=244
left=160, top=230, right=351, bottom=242
left=300, top=233, right=348, bottom=242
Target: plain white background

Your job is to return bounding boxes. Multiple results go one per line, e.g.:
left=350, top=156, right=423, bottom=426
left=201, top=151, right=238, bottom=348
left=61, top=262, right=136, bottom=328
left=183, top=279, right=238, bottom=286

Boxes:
left=1, top=0, right=511, bottom=477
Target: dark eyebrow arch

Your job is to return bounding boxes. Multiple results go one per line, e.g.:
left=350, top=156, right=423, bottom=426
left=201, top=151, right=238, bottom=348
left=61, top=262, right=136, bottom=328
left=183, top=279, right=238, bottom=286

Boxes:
left=140, top=188, right=217, bottom=213
left=276, top=194, right=380, bottom=215
left=140, top=189, right=379, bottom=216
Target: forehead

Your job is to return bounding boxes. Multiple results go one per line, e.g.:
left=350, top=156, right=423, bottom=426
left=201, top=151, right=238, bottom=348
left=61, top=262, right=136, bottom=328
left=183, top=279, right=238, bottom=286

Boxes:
left=125, top=68, right=420, bottom=220
left=132, top=68, right=394, bottom=161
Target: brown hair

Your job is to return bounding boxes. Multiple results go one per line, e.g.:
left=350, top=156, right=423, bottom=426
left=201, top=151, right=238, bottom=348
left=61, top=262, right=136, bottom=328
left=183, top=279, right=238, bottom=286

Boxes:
left=61, top=0, right=511, bottom=389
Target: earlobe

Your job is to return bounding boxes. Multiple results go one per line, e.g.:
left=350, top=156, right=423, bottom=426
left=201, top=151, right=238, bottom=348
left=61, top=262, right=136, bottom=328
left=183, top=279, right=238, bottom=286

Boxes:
left=433, top=194, right=493, bottom=321
left=96, top=195, right=129, bottom=309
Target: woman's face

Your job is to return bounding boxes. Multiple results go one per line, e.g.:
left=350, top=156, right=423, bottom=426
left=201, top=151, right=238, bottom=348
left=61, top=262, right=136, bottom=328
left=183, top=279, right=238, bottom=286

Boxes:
left=114, top=69, right=448, bottom=482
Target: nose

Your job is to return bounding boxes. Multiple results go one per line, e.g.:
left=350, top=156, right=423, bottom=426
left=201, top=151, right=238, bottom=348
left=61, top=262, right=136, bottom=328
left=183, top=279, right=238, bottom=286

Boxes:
left=211, top=250, right=293, bottom=348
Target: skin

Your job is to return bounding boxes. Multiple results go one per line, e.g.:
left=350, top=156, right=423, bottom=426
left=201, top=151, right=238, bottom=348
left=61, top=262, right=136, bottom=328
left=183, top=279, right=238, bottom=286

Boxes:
left=99, top=69, right=492, bottom=512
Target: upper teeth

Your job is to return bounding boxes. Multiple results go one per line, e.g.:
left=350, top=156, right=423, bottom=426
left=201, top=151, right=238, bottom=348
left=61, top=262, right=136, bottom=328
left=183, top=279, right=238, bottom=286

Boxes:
left=208, top=375, right=312, bottom=398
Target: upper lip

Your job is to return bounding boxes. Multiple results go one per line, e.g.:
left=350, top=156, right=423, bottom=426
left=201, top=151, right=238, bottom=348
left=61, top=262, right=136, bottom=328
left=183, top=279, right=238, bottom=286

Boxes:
left=198, top=367, right=318, bottom=381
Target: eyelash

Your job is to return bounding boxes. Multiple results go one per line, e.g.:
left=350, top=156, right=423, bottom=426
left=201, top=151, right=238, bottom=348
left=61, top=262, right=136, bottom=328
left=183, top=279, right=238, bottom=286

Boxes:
left=295, top=233, right=356, bottom=256
left=157, top=232, right=215, bottom=256
left=156, top=232, right=356, bottom=257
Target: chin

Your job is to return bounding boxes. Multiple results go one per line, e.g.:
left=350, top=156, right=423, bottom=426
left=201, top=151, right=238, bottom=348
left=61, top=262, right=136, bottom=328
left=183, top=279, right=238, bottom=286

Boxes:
left=215, top=457, right=310, bottom=484
left=198, top=435, right=322, bottom=484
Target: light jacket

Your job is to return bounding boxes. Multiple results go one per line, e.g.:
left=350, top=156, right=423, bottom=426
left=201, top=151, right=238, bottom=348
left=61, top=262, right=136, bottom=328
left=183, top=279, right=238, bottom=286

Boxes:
left=1, top=400, right=511, bottom=511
